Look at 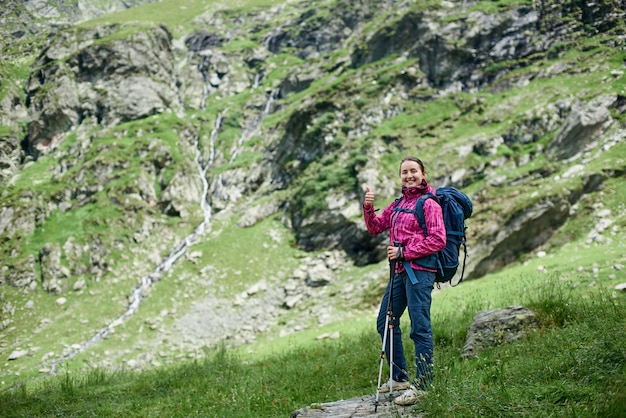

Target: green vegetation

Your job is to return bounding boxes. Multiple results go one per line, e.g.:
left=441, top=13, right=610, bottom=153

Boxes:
left=1, top=0, right=625, bottom=416
left=289, top=149, right=367, bottom=219
left=78, top=0, right=287, bottom=36
left=1, top=241, right=623, bottom=417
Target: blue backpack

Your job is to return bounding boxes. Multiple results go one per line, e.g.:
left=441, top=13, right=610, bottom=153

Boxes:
left=393, top=187, right=473, bottom=286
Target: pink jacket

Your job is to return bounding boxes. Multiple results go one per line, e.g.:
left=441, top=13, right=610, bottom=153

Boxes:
left=363, top=182, right=446, bottom=273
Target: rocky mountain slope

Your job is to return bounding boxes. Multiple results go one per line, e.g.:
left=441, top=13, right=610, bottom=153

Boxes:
left=0, top=0, right=625, bottom=387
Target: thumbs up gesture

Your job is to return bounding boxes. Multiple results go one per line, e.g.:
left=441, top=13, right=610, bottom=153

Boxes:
left=364, top=185, right=375, bottom=207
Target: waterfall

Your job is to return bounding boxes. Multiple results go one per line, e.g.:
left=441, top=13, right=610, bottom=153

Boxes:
left=195, top=110, right=226, bottom=232
left=41, top=72, right=276, bottom=376
left=45, top=112, right=227, bottom=375
left=252, top=72, right=262, bottom=89
left=229, top=88, right=279, bottom=164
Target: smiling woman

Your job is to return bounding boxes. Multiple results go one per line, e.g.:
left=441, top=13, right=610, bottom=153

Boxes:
left=363, top=155, right=446, bottom=406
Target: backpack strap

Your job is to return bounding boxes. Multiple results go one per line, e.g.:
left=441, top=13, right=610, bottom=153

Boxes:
left=453, top=239, right=469, bottom=286
left=402, top=260, right=418, bottom=285
left=414, top=193, right=437, bottom=237
left=412, top=193, right=441, bottom=272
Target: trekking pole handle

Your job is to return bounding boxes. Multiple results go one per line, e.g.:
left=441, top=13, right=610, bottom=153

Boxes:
left=393, top=240, right=403, bottom=260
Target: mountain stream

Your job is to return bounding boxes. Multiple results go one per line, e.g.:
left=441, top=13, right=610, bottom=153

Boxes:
left=43, top=81, right=277, bottom=376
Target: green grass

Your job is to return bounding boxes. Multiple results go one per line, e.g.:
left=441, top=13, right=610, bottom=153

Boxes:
left=425, top=285, right=626, bottom=417
left=1, top=246, right=624, bottom=417
left=78, top=0, right=287, bottom=37
left=13, top=213, right=307, bottom=377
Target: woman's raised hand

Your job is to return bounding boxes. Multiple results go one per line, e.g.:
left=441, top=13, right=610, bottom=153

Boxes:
left=364, top=185, right=375, bottom=207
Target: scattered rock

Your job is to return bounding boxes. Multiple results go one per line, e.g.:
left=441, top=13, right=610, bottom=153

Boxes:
left=316, top=331, right=340, bottom=340
left=8, top=349, right=29, bottom=360
left=73, top=278, right=86, bottom=291
left=284, top=294, right=303, bottom=309
left=305, top=263, right=333, bottom=287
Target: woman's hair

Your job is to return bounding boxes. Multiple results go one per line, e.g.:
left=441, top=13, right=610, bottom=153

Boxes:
left=399, top=156, right=425, bottom=175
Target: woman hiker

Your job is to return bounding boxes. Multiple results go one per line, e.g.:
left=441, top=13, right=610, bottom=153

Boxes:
left=363, top=156, right=446, bottom=406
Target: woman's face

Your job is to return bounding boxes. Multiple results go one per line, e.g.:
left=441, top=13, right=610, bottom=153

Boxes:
left=400, top=160, right=425, bottom=188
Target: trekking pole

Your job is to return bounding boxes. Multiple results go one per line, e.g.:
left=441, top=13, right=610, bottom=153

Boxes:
left=388, top=258, right=395, bottom=397
left=374, top=257, right=396, bottom=412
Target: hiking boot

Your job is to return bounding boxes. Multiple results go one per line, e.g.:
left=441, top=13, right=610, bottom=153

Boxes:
left=378, top=379, right=410, bottom=393
left=393, top=385, right=426, bottom=406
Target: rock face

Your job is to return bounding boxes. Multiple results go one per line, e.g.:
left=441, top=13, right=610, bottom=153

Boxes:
left=39, top=242, right=67, bottom=294
left=547, top=95, right=617, bottom=160
left=1, top=2, right=623, bottom=282
left=25, top=24, right=176, bottom=157
left=0, top=79, right=27, bottom=180
left=470, top=196, right=572, bottom=278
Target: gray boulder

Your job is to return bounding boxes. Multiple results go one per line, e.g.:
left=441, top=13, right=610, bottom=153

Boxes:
left=463, top=305, right=539, bottom=358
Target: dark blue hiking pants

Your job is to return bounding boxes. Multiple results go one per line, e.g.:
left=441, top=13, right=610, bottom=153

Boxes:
left=377, top=269, right=434, bottom=389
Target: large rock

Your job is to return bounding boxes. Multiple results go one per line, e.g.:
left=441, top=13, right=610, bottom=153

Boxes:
left=546, top=95, right=616, bottom=160
left=264, top=0, right=395, bottom=60
left=1, top=255, right=37, bottom=290
left=290, top=393, right=420, bottom=417
left=350, top=5, right=540, bottom=89
left=160, top=169, right=203, bottom=218
left=462, top=305, right=539, bottom=358
left=39, top=242, right=67, bottom=294
left=0, top=84, right=27, bottom=182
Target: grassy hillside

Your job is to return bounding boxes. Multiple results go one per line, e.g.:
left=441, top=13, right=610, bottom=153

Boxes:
left=0, top=0, right=625, bottom=415
left=1, top=225, right=624, bottom=416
